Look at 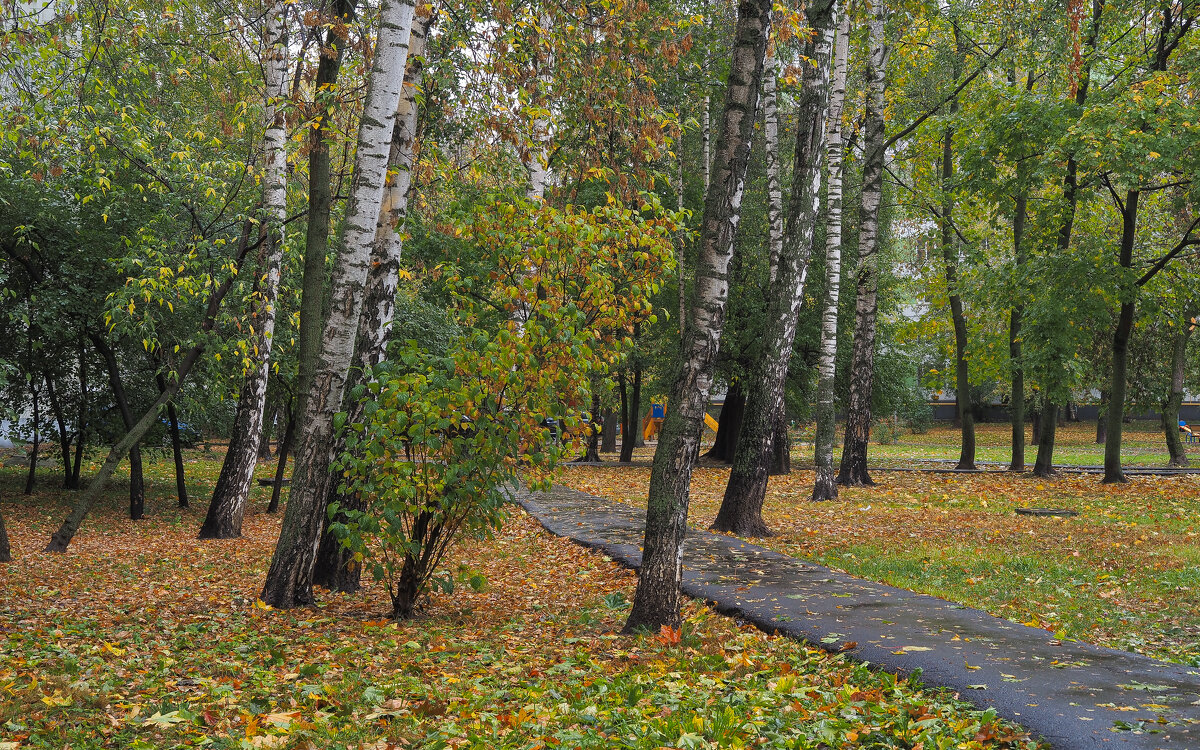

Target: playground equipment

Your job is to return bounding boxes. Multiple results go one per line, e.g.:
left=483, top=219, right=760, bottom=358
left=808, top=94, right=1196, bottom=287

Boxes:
left=641, top=403, right=720, bottom=442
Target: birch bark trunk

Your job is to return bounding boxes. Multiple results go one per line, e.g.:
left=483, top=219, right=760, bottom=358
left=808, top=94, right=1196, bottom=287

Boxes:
left=200, top=3, right=290, bottom=539
left=812, top=8, right=850, bottom=501
left=713, top=0, right=837, bottom=535
left=623, top=0, right=773, bottom=633
left=261, top=0, right=418, bottom=609
left=314, top=9, right=433, bottom=592
left=836, top=0, right=889, bottom=487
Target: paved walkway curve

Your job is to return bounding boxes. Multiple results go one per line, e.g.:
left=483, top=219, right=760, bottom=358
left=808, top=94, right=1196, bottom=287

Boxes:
left=517, top=485, right=1200, bottom=749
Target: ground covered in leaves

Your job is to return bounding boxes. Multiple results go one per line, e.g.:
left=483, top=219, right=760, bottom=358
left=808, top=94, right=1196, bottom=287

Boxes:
left=563, top=424, right=1200, bottom=667
left=0, top=453, right=1040, bottom=749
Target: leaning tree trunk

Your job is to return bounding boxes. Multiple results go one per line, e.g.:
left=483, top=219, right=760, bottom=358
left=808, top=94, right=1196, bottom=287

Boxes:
left=0, top=509, right=9, bottom=562
left=45, top=219, right=256, bottom=552
left=812, top=8, right=850, bottom=501
left=262, top=0, right=418, bottom=609
left=296, top=0, right=359, bottom=420
left=313, top=10, right=431, bottom=594
left=713, top=0, right=837, bottom=536
left=623, top=0, right=773, bottom=634
left=1163, top=326, right=1191, bottom=467
left=200, top=6, right=290, bottom=539
left=836, top=0, right=888, bottom=487
left=1102, top=190, right=1140, bottom=484
left=157, top=373, right=189, bottom=508
left=92, top=336, right=145, bottom=518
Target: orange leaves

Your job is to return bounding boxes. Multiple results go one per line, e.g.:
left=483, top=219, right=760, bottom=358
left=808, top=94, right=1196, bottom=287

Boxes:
left=654, top=624, right=682, bottom=647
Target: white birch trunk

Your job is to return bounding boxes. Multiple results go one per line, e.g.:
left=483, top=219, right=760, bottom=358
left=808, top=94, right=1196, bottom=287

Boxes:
left=763, top=50, right=782, bottom=284
left=812, top=8, right=850, bottom=501
left=712, top=0, right=838, bottom=535
left=261, top=0, right=417, bottom=609
left=523, top=10, right=553, bottom=200
left=200, top=0, right=289, bottom=539
left=837, top=0, right=889, bottom=487
left=701, top=94, right=711, bottom=191
left=312, top=8, right=434, bottom=592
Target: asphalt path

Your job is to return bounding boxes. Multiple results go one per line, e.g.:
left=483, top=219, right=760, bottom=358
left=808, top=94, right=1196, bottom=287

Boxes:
left=518, top=485, right=1200, bottom=749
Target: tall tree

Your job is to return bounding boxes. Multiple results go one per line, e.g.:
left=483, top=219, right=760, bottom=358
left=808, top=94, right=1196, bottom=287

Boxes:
left=712, top=0, right=838, bottom=535
left=623, top=0, right=773, bottom=632
left=812, top=8, right=850, bottom=501
left=314, top=8, right=434, bottom=593
left=1032, top=0, right=1103, bottom=478
left=200, top=2, right=290, bottom=537
left=837, top=0, right=889, bottom=487
left=260, top=0, right=418, bottom=609
left=295, top=0, right=359, bottom=418
left=1101, top=1, right=1195, bottom=483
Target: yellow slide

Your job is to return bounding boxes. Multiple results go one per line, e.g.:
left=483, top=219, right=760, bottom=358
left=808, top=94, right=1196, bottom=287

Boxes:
left=704, top=413, right=719, bottom=433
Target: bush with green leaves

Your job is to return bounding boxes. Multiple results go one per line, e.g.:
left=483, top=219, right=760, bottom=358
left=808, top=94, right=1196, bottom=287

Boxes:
left=327, top=194, right=678, bottom=619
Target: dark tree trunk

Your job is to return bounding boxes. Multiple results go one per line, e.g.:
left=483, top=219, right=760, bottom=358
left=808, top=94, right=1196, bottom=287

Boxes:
left=1032, top=402, right=1058, bottom=477
left=45, top=374, right=73, bottom=489
left=296, top=0, right=358, bottom=421
left=93, top=335, right=145, bottom=519
left=24, top=381, right=39, bottom=496
left=705, top=381, right=745, bottom=462
left=618, top=371, right=630, bottom=459
left=1103, top=189, right=1141, bottom=484
left=713, top=0, right=836, bottom=535
left=259, top=402, right=277, bottom=460
left=837, top=0, right=887, bottom=488
left=940, top=65, right=975, bottom=470
left=601, top=408, right=618, bottom=453
left=1031, top=404, right=1041, bottom=446
left=624, top=0, right=773, bottom=634
left=156, top=373, right=189, bottom=508
left=70, top=343, right=88, bottom=489
left=1096, top=391, right=1108, bottom=443
left=268, top=403, right=295, bottom=513
left=621, top=367, right=643, bottom=462
left=1164, top=327, right=1191, bottom=467
left=1008, top=189, right=1027, bottom=472
left=770, top=416, right=790, bottom=475
left=0, top=509, right=10, bottom=562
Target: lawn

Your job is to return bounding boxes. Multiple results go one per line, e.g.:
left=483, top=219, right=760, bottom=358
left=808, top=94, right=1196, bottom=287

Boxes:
left=562, top=424, right=1200, bottom=666
left=0, top=453, right=1040, bottom=749
left=865, top=420, right=1194, bottom=468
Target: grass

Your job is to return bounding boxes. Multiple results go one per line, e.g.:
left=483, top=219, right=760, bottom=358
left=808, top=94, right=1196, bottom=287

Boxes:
left=867, top=420, right=1194, bottom=468
left=0, top=451, right=1041, bottom=749
left=562, top=422, right=1200, bottom=666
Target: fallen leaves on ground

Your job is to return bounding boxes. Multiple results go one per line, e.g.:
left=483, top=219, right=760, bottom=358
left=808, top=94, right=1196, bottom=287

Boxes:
left=0, top=454, right=1041, bottom=749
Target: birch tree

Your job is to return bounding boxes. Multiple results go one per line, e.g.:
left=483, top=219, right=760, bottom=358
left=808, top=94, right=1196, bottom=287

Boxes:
left=711, top=0, right=838, bottom=536
left=313, top=7, right=434, bottom=592
left=812, top=8, right=850, bottom=501
left=200, top=1, right=290, bottom=539
left=836, top=0, right=888, bottom=487
left=261, top=0, right=418, bottom=609
left=623, top=0, right=773, bottom=633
